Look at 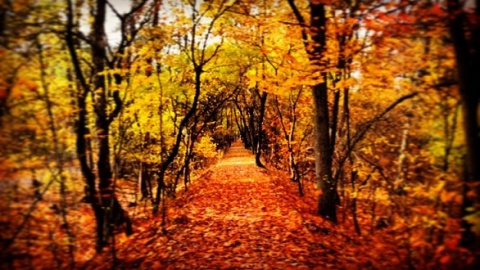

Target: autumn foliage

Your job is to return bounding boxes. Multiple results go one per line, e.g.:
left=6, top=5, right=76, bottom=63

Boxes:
left=1, top=0, right=479, bottom=269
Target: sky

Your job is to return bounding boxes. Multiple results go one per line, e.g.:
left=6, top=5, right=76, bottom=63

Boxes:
left=105, top=0, right=134, bottom=46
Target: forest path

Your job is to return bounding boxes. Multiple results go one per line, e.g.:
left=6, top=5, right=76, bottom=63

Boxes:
left=108, top=141, right=347, bottom=269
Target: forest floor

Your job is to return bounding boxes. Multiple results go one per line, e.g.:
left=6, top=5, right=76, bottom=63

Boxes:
left=84, top=141, right=409, bottom=269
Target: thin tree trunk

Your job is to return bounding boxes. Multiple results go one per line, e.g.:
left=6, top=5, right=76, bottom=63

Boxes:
left=65, top=0, right=104, bottom=251
left=350, top=171, right=361, bottom=235
left=255, top=91, right=267, bottom=168
left=37, top=42, right=75, bottom=267
left=66, top=0, right=132, bottom=252
left=154, top=67, right=203, bottom=213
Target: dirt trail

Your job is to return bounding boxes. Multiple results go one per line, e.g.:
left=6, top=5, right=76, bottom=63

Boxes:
left=106, top=141, right=347, bottom=269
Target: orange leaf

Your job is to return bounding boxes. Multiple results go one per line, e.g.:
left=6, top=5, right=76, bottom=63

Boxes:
left=466, top=190, right=476, bottom=200
left=440, top=255, right=451, bottom=264
left=431, top=3, right=444, bottom=16
left=445, top=239, right=459, bottom=250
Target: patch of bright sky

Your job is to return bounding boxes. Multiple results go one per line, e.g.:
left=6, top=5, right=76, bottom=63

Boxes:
left=103, top=0, right=224, bottom=47
left=83, top=0, right=478, bottom=47
left=105, top=0, right=131, bottom=46
left=80, top=0, right=175, bottom=47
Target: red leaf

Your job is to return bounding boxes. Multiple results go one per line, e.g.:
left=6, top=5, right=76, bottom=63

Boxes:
left=445, top=239, right=459, bottom=250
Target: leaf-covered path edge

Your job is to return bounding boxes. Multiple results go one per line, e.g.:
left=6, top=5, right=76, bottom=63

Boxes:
left=85, top=141, right=406, bottom=269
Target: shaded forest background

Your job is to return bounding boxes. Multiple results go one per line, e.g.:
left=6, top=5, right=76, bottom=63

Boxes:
left=0, top=0, right=479, bottom=268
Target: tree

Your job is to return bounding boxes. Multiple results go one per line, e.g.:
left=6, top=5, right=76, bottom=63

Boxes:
left=152, top=0, right=235, bottom=217
left=65, top=0, right=154, bottom=251
left=447, top=0, right=480, bottom=257
left=287, top=0, right=336, bottom=222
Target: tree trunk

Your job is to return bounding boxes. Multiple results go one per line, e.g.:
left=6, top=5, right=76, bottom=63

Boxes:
left=447, top=0, right=480, bottom=257
left=154, top=67, right=203, bottom=213
left=313, top=80, right=335, bottom=222
left=92, top=0, right=133, bottom=251
left=287, top=0, right=336, bottom=222
left=248, top=105, right=256, bottom=152
left=66, top=0, right=132, bottom=252
left=66, top=0, right=105, bottom=252
left=255, top=91, right=267, bottom=168
left=308, top=3, right=336, bottom=222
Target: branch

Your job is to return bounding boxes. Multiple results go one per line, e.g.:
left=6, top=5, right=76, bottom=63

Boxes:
left=106, top=1, right=122, bottom=19
left=335, top=92, right=418, bottom=181
left=1, top=170, right=59, bottom=253
left=200, top=0, right=234, bottom=64
left=286, top=0, right=308, bottom=50
left=357, top=153, right=391, bottom=185
left=274, top=96, right=289, bottom=141
left=352, top=92, right=418, bottom=147
left=203, top=37, right=224, bottom=64
left=108, top=90, right=122, bottom=124
left=108, top=0, right=149, bottom=68
left=65, top=0, right=90, bottom=95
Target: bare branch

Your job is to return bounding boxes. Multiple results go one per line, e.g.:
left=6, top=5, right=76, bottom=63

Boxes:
left=106, top=0, right=122, bottom=19
left=286, top=0, right=308, bottom=50
left=334, top=92, right=418, bottom=182
left=108, top=90, right=122, bottom=124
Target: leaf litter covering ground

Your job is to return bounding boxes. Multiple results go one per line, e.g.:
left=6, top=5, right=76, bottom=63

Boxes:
left=87, top=142, right=405, bottom=269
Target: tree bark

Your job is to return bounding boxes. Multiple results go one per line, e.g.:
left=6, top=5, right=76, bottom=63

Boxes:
left=154, top=66, right=203, bottom=213
left=66, top=0, right=104, bottom=251
left=309, top=3, right=336, bottom=222
left=314, top=81, right=335, bottom=222
left=255, top=91, right=267, bottom=168
left=66, top=0, right=132, bottom=252
left=287, top=0, right=336, bottom=222
left=447, top=0, right=480, bottom=257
